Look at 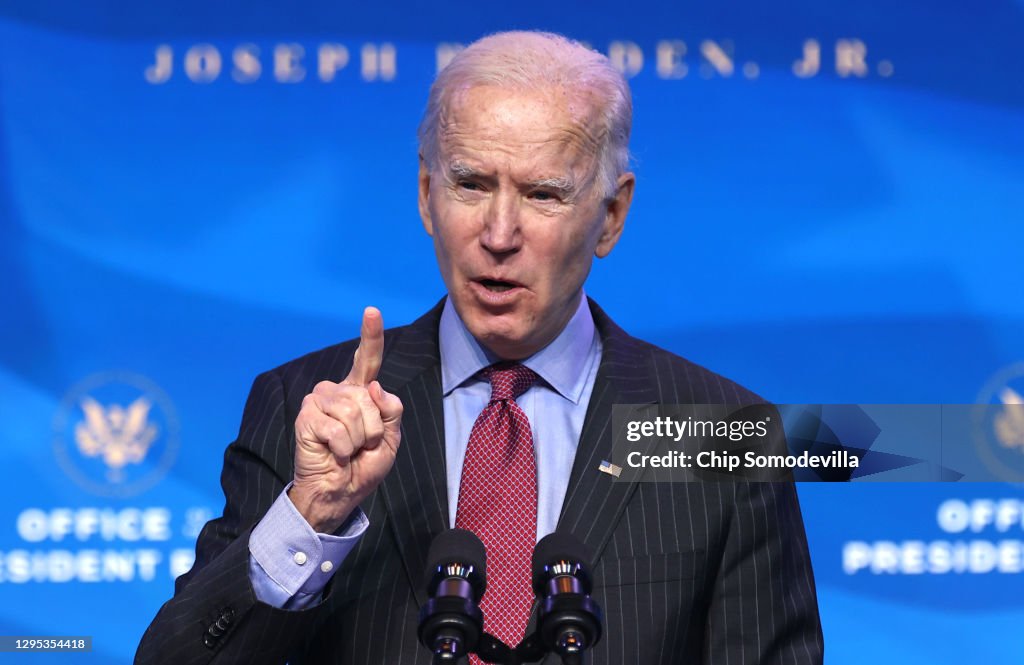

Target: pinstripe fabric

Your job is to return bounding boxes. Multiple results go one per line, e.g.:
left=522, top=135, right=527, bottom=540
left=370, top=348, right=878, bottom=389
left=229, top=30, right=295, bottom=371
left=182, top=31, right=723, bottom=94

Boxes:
left=135, top=298, right=824, bottom=665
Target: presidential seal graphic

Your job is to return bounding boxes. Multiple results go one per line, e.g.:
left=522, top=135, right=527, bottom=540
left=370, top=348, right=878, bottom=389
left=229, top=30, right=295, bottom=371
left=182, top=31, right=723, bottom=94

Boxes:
left=973, top=363, right=1024, bottom=483
left=53, top=372, right=180, bottom=497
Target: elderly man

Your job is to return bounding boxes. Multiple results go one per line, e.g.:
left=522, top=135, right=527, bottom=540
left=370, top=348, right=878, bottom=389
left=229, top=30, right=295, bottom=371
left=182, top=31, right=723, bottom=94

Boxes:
left=137, top=31, right=823, bottom=665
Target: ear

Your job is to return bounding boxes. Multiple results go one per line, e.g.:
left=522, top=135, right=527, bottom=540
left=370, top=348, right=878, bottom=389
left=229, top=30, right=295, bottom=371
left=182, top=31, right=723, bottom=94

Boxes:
left=418, top=155, right=434, bottom=237
left=595, top=171, right=635, bottom=258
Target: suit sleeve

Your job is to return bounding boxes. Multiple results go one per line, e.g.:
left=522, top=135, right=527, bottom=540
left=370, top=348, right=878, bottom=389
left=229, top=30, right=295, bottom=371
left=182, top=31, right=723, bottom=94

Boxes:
left=703, top=482, right=825, bottom=665
left=135, top=370, right=336, bottom=665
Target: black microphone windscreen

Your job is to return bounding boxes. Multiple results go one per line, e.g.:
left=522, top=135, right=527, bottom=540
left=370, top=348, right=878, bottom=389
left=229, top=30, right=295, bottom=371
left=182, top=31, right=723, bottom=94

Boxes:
left=531, top=532, right=593, bottom=592
left=424, top=528, right=487, bottom=592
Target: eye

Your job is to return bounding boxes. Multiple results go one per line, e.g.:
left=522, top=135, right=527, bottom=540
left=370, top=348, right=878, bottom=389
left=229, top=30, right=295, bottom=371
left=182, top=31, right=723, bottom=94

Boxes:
left=458, top=180, right=482, bottom=191
left=529, top=190, right=559, bottom=202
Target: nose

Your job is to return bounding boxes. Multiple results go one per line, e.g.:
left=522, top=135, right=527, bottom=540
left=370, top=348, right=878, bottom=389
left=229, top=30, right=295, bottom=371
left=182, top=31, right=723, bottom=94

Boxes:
left=479, top=191, right=521, bottom=255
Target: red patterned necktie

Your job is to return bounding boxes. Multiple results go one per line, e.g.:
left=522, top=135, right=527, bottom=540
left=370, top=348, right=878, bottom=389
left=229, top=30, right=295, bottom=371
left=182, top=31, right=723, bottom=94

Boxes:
left=455, top=362, right=539, bottom=656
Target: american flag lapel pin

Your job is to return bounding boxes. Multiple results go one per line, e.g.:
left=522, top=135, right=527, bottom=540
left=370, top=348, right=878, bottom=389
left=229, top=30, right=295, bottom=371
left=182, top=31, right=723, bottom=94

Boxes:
left=598, top=460, right=622, bottom=478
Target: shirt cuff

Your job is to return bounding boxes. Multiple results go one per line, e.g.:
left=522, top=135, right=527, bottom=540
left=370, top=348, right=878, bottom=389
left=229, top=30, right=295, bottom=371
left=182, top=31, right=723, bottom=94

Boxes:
left=248, top=483, right=369, bottom=609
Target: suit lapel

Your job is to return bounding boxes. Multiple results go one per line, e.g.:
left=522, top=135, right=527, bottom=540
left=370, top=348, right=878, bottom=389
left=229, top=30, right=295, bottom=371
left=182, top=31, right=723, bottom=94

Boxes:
left=376, top=301, right=450, bottom=607
left=557, top=299, right=660, bottom=564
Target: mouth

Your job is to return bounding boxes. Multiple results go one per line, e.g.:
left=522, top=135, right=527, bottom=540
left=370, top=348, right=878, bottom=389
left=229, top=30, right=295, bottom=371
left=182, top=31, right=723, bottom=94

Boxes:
left=469, top=277, right=525, bottom=305
left=477, top=278, right=522, bottom=293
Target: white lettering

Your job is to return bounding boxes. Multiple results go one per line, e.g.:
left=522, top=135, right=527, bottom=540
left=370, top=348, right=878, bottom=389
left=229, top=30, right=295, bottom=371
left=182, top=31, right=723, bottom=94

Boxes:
left=274, top=44, right=306, bottom=83
left=145, top=45, right=174, bottom=84
left=608, top=41, right=643, bottom=78
left=361, top=43, right=396, bottom=81
left=971, top=500, right=996, bottom=532
left=996, top=500, right=1023, bottom=532
left=170, top=549, right=195, bottom=578
left=792, top=39, right=820, bottom=78
left=699, top=40, right=733, bottom=77
left=656, top=40, right=687, bottom=79
left=435, top=43, right=463, bottom=73
left=836, top=39, right=868, bottom=78
left=232, top=44, right=262, bottom=83
left=318, top=44, right=349, bottom=82
left=14, top=508, right=172, bottom=543
left=842, top=539, right=1024, bottom=575
left=842, top=541, right=872, bottom=574
left=937, top=499, right=969, bottom=533
left=184, top=44, right=222, bottom=83
left=16, top=510, right=48, bottom=543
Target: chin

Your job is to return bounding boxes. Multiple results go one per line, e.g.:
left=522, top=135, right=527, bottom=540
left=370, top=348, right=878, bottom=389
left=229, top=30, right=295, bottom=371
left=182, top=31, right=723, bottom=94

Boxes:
left=471, top=326, right=528, bottom=360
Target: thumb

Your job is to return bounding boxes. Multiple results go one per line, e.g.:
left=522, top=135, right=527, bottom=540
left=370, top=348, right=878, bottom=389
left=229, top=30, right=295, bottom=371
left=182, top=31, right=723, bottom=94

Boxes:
left=369, top=381, right=404, bottom=428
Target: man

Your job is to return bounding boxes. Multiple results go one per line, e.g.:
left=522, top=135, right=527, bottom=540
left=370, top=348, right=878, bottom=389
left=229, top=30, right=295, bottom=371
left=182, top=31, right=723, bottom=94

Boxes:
left=137, top=31, right=823, bottom=664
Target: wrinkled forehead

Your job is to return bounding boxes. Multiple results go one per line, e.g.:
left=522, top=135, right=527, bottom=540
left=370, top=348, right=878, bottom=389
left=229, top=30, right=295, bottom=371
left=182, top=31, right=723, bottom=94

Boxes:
left=437, top=84, right=606, bottom=167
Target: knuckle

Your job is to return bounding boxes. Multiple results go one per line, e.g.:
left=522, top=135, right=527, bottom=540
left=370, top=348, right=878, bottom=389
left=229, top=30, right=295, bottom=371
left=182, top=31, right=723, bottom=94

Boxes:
left=338, top=400, right=360, bottom=422
left=357, top=388, right=378, bottom=409
left=329, top=433, right=353, bottom=458
left=296, top=417, right=321, bottom=444
left=365, top=415, right=384, bottom=436
left=313, top=381, right=335, bottom=395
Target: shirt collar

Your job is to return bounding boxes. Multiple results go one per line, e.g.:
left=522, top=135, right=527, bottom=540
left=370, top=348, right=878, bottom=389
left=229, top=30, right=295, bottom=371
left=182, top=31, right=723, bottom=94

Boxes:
left=439, top=292, right=597, bottom=404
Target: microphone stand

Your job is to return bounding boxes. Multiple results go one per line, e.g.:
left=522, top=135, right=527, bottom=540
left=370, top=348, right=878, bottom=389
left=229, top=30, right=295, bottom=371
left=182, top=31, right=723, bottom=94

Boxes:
left=470, top=630, right=587, bottom=665
left=472, top=633, right=516, bottom=665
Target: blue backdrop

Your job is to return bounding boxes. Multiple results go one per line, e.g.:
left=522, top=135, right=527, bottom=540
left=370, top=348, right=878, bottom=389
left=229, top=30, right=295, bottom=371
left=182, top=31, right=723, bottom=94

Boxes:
left=1, top=1, right=1022, bottom=662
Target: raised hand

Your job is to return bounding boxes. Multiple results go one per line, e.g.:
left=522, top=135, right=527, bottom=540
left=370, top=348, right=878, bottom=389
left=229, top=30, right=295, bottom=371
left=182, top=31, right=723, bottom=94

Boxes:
left=289, top=307, right=404, bottom=533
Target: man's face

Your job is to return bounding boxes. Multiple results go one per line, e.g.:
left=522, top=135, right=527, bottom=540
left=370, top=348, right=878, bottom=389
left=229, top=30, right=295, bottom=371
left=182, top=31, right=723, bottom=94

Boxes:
left=419, top=84, right=634, bottom=360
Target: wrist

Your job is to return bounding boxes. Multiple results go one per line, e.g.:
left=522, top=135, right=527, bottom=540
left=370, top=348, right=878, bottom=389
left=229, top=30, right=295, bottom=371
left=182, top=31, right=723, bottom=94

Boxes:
left=287, top=482, right=358, bottom=534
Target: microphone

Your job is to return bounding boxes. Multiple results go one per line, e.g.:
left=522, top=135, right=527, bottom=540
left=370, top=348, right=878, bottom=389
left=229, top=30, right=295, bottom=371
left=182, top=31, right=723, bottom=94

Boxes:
left=418, top=529, right=488, bottom=663
left=531, top=533, right=603, bottom=664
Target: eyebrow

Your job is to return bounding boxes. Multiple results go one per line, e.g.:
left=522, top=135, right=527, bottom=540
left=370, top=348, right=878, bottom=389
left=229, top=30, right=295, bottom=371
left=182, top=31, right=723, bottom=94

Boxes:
left=446, top=161, right=480, bottom=181
left=446, top=161, right=580, bottom=200
left=528, top=175, right=577, bottom=195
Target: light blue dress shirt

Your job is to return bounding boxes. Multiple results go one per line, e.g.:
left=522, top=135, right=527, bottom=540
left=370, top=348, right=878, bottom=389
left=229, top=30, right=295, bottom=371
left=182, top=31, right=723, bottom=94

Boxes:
left=248, top=293, right=602, bottom=608
left=439, top=294, right=601, bottom=539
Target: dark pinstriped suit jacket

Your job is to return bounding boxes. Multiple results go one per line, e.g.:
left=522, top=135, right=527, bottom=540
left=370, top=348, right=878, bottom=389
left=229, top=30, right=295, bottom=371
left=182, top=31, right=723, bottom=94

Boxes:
left=136, top=298, right=824, bottom=664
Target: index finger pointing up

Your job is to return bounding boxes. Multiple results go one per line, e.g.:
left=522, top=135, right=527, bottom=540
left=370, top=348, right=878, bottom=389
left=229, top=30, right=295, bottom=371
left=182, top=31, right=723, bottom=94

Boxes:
left=345, top=306, right=384, bottom=385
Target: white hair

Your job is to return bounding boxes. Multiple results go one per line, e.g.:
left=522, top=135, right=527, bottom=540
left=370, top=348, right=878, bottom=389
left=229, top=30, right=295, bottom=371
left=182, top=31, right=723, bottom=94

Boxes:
left=417, top=31, right=633, bottom=198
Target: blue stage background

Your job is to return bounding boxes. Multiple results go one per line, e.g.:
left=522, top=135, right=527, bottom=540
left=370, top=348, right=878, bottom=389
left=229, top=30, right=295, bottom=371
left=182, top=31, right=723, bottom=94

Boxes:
left=1, top=1, right=1022, bottom=662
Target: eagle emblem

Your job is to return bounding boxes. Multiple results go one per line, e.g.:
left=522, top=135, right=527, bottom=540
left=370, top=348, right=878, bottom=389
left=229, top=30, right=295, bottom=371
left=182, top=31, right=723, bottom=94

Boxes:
left=74, top=396, right=159, bottom=482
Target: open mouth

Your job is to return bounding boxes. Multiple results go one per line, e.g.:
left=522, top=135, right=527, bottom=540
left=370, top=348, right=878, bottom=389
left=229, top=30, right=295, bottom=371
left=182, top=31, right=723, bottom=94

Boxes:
left=478, top=278, right=520, bottom=293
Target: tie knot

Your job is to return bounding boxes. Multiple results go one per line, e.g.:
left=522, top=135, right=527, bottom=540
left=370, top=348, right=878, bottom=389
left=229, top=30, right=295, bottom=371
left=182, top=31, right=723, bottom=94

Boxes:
left=481, top=363, right=538, bottom=402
